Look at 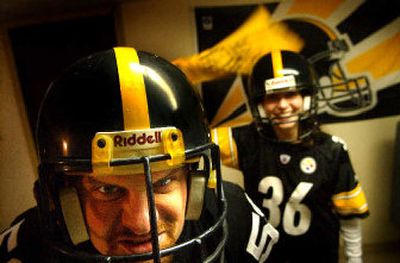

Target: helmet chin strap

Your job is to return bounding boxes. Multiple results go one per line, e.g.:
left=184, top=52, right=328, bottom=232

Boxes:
left=257, top=104, right=267, bottom=118
left=303, top=95, right=311, bottom=111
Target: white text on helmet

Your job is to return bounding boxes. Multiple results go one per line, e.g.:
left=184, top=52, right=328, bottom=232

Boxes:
left=265, top=75, right=297, bottom=94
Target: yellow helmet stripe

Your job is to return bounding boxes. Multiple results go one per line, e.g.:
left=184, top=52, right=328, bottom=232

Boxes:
left=271, top=50, right=284, bottom=78
left=114, top=47, right=150, bottom=130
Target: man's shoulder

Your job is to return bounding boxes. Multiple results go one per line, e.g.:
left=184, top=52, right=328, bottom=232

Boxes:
left=222, top=181, right=244, bottom=196
left=222, top=181, right=279, bottom=262
left=0, top=207, right=45, bottom=262
left=223, top=181, right=265, bottom=219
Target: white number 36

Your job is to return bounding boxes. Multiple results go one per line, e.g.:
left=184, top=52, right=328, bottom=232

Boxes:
left=258, top=176, right=313, bottom=236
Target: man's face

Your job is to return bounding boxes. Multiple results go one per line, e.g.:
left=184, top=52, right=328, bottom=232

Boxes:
left=261, top=91, right=304, bottom=140
left=76, top=166, right=188, bottom=261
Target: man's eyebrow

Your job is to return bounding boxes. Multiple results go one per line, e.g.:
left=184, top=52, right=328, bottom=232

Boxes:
left=85, top=176, right=118, bottom=186
left=153, top=167, right=186, bottom=182
left=86, top=176, right=103, bottom=186
left=152, top=170, right=176, bottom=183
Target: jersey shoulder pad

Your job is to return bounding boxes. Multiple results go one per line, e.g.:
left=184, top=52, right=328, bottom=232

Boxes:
left=331, top=135, right=349, bottom=151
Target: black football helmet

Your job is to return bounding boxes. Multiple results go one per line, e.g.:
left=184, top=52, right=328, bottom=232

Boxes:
left=35, top=47, right=227, bottom=262
left=248, top=50, right=319, bottom=142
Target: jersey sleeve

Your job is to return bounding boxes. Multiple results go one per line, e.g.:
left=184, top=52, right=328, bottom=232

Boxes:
left=211, top=127, right=239, bottom=169
left=330, top=137, right=369, bottom=219
left=223, top=182, right=279, bottom=262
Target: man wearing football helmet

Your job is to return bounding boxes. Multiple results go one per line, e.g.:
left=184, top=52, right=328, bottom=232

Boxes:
left=0, top=47, right=278, bottom=262
left=213, top=50, right=369, bottom=263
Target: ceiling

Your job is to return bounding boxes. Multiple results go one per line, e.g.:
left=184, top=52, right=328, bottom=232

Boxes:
left=0, top=0, right=126, bottom=23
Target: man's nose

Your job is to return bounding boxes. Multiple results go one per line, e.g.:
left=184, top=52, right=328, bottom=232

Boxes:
left=121, top=192, right=158, bottom=235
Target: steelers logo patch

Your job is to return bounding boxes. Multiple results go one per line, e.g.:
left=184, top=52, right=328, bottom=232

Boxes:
left=300, top=157, right=317, bottom=174
left=280, top=154, right=291, bottom=165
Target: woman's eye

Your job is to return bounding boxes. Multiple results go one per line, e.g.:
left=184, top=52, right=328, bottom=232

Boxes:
left=265, top=94, right=278, bottom=102
left=286, top=93, right=298, bottom=98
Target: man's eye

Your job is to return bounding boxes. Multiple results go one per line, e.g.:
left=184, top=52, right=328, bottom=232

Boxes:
left=98, top=185, right=119, bottom=194
left=92, top=184, right=125, bottom=201
left=153, top=176, right=177, bottom=193
left=154, top=177, right=172, bottom=187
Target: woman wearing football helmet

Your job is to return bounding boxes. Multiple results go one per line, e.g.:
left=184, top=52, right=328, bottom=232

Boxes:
left=213, top=50, right=369, bottom=263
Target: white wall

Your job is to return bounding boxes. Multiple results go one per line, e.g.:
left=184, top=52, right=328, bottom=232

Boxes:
left=322, top=116, right=400, bottom=244
left=1, top=0, right=399, bottom=246
left=0, top=30, right=37, bottom=230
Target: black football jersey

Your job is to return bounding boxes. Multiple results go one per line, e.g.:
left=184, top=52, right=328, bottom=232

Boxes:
left=212, top=124, right=369, bottom=262
left=0, top=181, right=278, bottom=263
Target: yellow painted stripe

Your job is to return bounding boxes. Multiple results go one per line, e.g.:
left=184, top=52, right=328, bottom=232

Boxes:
left=288, top=0, right=344, bottom=20
left=217, top=111, right=253, bottom=128
left=114, top=47, right=150, bottom=130
left=271, top=50, right=284, bottom=78
left=210, top=80, right=246, bottom=127
left=346, top=33, right=400, bottom=79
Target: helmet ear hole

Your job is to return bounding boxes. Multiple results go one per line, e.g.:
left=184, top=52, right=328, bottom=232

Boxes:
left=185, top=171, right=207, bottom=220
left=59, top=187, right=89, bottom=245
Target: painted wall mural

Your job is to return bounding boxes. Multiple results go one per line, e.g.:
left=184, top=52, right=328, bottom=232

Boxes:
left=173, top=1, right=400, bottom=126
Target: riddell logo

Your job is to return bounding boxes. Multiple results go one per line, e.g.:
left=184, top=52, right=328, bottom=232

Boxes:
left=265, top=75, right=296, bottom=91
left=114, top=131, right=162, bottom=147
left=269, top=78, right=291, bottom=85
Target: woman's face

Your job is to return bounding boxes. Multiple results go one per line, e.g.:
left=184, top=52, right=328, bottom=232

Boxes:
left=261, top=91, right=304, bottom=140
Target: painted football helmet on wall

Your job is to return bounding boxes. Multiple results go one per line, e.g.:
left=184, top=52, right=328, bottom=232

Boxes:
left=35, top=47, right=226, bottom=262
left=283, top=18, right=372, bottom=115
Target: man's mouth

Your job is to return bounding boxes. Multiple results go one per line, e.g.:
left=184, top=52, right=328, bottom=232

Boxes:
left=117, top=234, right=164, bottom=254
left=118, top=239, right=153, bottom=254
